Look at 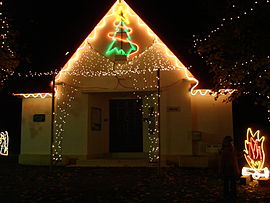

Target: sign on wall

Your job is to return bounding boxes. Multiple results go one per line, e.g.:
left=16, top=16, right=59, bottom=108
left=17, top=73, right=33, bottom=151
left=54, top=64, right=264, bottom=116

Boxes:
left=167, top=106, right=181, bottom=112
left=91, top=107, right=102, bottom=131
left=33, top=114, right=46, bottom=122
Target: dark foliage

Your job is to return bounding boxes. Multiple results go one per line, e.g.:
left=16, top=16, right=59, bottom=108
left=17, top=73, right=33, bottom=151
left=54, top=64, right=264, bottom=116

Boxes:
left=194, top=1, right=270, bottom=108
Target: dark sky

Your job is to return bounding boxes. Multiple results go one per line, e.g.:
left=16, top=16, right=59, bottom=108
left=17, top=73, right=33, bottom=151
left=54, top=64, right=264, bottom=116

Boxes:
left=6, top=0, right=229, bottom=91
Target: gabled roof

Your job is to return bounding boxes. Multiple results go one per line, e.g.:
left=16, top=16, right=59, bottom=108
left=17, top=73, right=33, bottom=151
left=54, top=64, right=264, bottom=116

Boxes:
left=55, top=0, right=199, bottom=89
left=15, top=0, right=235, bottom=98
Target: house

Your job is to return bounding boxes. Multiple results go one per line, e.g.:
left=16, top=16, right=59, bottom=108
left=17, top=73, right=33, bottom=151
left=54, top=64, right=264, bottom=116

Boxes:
left=14, top=0, right=235, bottom=167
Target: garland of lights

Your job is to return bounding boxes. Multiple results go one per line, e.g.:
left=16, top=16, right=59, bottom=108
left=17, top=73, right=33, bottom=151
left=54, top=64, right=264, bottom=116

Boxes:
left=52, top=83, right=79, bottom=162
left=0, top=1, right=16, bottom=86
left=50, top=37, right=171, bottom=163
left=13, top=54, right=235, bottom=163
left=193, top=0, right=270, bottom=49
left=132, top=73, right=160, bottom=162
left=0, top=1, right=14, bottom=57
left=192, top=0, right=270, bottom=124
left=13, top=0, right=238, bottom=164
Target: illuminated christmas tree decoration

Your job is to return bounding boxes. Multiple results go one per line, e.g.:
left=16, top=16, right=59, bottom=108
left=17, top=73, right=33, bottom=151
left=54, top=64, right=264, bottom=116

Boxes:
left=55, top=0, right=190, bottom=82
left=14, top=0, right=240, bottom=164
left=242, top=128, right=269, bottom=180
left=0, top=131, right=8, bottom=156
left=53, top=0, right=235, bottom=98
left=105, top=3, right=139, bottom=57
left=106, top=20, right=139, bottom=56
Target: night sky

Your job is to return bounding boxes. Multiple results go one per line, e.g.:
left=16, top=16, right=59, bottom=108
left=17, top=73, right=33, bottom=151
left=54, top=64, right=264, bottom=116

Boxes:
left=5, top=0, right=230, bottom=91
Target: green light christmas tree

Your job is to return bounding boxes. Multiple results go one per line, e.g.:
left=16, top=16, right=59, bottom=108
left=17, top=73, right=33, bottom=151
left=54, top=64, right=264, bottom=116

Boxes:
left=106, top=10, right=138, bottom=58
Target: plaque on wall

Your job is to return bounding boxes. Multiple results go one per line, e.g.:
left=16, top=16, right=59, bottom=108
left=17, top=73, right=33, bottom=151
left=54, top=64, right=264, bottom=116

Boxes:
left=33, top=114, right=45, bottom=122
left=167, top=106, right=181, bottom=112
left=91, top=107, right=102, bottom=131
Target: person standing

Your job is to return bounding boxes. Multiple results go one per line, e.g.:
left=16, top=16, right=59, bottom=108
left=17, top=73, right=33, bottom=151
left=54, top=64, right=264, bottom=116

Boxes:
left=219, top=136, right=240, bottom=199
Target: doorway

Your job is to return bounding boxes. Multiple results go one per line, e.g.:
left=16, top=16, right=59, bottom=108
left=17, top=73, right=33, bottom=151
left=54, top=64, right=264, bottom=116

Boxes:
left=109, top=99, right=143, bottom=152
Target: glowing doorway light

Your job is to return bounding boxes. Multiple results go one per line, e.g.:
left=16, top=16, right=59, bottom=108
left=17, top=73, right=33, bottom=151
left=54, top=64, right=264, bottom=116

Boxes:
left=242, top=128, right=269, bottom=180
left=0, top=131, right=9, bottom=156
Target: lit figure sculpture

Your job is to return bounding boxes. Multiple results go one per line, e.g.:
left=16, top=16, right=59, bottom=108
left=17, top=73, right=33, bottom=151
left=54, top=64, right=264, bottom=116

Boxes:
left=242, top=128, right=269, bottom=180
left=0, top=131, right=9, bottom=156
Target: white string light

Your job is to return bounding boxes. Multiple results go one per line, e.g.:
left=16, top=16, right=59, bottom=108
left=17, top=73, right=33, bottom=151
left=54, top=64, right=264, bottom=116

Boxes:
left=0, top=1, right=14, bottom=57
left=0, top=1, right=17, bottom=86
left=193, top=0, right=270, bottom=48
left=13, top=0, right=238, bottom=163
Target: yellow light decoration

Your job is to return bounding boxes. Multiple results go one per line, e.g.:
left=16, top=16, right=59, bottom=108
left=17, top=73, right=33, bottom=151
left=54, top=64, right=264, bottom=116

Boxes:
left=190, top=88, right=237, bottom=96
left=54, top=2, right=185, bottom=79
left=242, top=167, right=269, bottom=180
left=13, top=92, right=53, bottom=99
left=106, top=18, right=139, bottom=57
left=115, top=5, right=130, bottom=25
left=242, top=128, right=269, bottom=180
left=18, top=0, right=238, bottom=163
left=0, top=131, right=8, bottom=156
left=55, top=0, right=234, bottom=97
left=13, top=88, right=58, bottom=99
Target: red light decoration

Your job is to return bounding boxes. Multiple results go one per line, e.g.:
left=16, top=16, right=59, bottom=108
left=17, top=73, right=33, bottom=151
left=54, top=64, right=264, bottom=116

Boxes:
left=242, top=128, right=269, bottom=179
left=105, top=4, right=139, bottom=57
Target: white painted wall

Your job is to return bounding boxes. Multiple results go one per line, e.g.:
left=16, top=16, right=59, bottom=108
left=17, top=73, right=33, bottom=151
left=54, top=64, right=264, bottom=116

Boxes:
left=191, top=94, right=233, bottom=144
left=160, top=72, right=192, bottom=158
left=87, top=93, right=109, bottom=157
left=57, top=86, right=88, bottom=158
left=55, top=65, right=193, bottom=162
left=18, top=0, right=234, bottom=166
left=20, top=97, right=51, bottom=155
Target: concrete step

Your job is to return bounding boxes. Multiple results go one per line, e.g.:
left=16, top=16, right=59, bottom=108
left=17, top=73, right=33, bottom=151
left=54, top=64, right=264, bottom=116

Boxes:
left=73, top=158, right=156, bottom=167
left=111, top=152, right=148, bottom=159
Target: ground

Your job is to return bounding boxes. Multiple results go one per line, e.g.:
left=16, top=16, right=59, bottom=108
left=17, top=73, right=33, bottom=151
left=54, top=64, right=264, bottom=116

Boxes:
left=1, top=157, right=270, bottom=202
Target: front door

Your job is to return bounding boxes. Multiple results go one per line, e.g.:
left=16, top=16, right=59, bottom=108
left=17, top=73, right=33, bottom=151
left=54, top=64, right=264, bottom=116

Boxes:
left=109, top=99, right=143, bottom=152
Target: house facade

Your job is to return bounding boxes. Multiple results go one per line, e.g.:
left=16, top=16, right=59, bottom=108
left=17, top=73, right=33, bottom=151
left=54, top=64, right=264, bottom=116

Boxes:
left=16, top=0, right=234, bottom=167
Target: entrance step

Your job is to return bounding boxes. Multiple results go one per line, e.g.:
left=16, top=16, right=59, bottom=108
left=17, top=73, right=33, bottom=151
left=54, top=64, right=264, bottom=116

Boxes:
left=111, top=152, right=148, bottom=159
left=73, top=158, right=156, bottom=167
